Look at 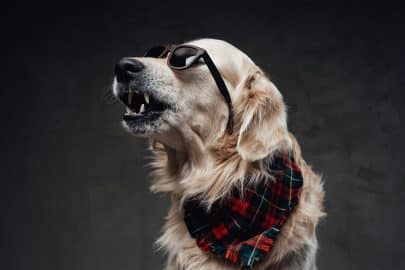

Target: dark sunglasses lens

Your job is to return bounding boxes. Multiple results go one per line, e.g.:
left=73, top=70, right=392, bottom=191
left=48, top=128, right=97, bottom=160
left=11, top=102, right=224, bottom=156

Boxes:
left=169, top=47, right=199, bottom=68
left=144, top=46, right=167, bottom=57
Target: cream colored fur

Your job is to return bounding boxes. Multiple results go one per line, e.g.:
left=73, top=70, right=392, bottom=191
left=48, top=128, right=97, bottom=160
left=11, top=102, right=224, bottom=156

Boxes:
left=115, top=39, right=325, bottom=269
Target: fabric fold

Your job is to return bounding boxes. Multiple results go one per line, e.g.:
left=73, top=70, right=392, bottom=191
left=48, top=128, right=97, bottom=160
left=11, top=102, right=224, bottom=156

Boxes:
left=183, top=150, right=303, bottom=268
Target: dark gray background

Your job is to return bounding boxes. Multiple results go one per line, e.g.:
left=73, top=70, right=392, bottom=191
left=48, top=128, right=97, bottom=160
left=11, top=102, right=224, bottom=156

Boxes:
left=2, top=2, right=405, bottom=270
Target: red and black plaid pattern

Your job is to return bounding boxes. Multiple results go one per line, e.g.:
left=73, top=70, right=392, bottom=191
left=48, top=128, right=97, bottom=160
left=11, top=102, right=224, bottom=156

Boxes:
left=183, top=150, right=303, bottom=268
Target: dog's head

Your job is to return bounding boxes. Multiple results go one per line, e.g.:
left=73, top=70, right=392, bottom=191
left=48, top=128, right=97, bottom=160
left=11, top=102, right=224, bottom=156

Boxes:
left=113, top=39, right=289, bottom=161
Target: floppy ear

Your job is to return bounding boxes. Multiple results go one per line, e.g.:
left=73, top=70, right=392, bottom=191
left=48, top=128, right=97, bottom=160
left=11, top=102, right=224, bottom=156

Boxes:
left=236, top=71, right=290, bottom=161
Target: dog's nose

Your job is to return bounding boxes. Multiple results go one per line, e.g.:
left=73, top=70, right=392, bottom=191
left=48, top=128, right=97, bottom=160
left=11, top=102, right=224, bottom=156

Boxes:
left=114, top=58, right=144, bottom=83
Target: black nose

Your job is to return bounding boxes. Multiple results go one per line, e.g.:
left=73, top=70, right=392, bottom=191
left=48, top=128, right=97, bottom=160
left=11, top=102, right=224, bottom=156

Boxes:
left=114, top=58, right=144, bottom=83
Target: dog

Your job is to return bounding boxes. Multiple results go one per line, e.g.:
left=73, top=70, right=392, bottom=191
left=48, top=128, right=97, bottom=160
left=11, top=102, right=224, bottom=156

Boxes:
left=112, top=38, right=325, bottom=270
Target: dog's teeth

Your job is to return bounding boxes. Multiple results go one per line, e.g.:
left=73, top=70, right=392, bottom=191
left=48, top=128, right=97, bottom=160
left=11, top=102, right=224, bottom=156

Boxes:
left=144, top=92, right=149, bottom=104
left=126, top=107, right=138, bottom=115
left=140, top=104, right=145, bottom=113
left=128, top=91, right=134, bottom=104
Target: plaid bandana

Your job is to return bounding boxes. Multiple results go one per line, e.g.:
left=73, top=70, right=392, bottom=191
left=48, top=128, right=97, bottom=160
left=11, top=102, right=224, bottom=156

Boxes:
left=183, top=151, right=303, bottom=269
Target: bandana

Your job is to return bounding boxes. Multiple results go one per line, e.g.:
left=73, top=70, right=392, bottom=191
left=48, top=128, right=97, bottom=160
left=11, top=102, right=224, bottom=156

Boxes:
left=183, top=151, right=303, bottom=269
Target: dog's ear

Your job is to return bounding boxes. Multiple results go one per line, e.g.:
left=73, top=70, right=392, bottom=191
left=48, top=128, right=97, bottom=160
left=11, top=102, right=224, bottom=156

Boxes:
left=235, top=71, right=290, bottom=161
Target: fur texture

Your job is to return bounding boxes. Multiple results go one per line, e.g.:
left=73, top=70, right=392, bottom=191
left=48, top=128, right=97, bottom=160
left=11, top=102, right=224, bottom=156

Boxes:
left=113, top=39, right=325, bottom=270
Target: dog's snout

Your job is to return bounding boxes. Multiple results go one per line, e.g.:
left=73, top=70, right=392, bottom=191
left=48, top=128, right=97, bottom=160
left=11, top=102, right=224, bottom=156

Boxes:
left=114, top=58, right=144, bottom=83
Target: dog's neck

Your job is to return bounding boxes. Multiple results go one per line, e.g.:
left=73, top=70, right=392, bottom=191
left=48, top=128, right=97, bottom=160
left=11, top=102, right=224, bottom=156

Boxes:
left=149, top=133, right=272, bottom=207
left=158, top=122, right=238, bottom=173
left=150, top=115, right=291, bottom=206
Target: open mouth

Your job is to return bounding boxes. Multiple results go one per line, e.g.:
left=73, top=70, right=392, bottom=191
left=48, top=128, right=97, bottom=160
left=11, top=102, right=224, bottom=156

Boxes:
left=118, top=90, right=168, bottom=123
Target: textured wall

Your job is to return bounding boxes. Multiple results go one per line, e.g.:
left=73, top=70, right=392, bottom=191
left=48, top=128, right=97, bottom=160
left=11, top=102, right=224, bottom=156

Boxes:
left=2, top=2, right=405, bottom=270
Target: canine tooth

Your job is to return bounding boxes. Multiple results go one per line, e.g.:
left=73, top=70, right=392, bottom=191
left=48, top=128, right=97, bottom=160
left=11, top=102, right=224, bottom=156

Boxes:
left=126, top=107, right=138, bottom=115
left=144, top=92, right=149, bottom=104
left=140, top=104, right=145, bottom=113
left=128, top=91, right=133, bottom=104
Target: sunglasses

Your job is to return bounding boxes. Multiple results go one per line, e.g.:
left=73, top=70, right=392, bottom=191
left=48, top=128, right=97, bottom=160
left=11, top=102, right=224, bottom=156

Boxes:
left=144, top=44, right=234, bottom=134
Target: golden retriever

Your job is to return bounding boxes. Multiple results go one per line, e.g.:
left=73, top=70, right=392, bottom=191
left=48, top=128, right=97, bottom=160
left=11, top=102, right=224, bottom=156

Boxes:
left=112, top=38, right=325, bottom=270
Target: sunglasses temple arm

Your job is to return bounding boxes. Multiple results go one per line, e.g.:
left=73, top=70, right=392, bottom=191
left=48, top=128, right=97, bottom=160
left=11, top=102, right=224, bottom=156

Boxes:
left=202, top=53, right=234, bottom=134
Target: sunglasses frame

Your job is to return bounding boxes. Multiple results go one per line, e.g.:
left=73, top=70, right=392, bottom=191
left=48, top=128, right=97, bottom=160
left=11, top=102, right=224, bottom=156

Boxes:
left=144, top=44, right=234, bottom=134
left=143, top=44, right=172, bottom=59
